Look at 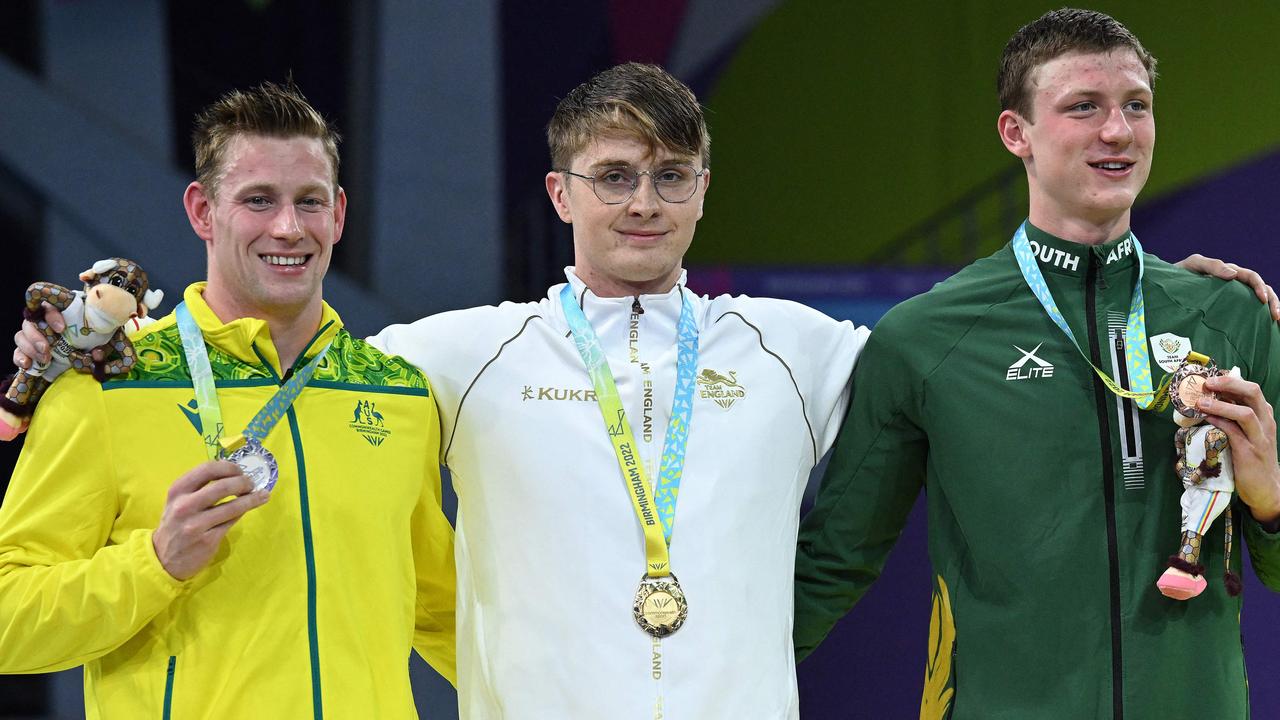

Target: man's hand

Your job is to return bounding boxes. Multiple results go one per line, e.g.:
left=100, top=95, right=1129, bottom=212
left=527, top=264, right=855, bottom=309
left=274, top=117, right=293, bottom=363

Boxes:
left=13, top=303, right=66, bottom=369
left=1176, top=254, right=1280, bottom=321
left=1200, top=372, right=1280, bottom=526
left=151, top=461, right=270, bottom=581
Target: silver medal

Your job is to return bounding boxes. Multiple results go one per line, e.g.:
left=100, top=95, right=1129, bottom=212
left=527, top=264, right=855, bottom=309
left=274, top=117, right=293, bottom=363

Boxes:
left=226, top=437, right=279, bottom=492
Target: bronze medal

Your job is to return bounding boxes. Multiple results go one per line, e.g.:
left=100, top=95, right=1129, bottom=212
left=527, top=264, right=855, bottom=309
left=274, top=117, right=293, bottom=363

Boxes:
left=633, top=573, right=688, bottom=638
left=1169, top=356, right=1220, bottom=421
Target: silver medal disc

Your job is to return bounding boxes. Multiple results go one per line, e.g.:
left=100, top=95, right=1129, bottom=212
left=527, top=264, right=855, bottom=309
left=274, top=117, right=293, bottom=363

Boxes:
left=227, top=437, right=279, bottom=492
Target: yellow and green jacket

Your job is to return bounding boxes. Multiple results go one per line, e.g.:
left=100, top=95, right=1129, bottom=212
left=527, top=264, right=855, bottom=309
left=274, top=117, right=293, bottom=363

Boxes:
left=0, top=284, right=456, bottom=719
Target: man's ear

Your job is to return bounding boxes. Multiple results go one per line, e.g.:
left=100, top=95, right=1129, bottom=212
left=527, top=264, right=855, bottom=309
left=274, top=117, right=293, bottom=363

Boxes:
left=332, top=186, right=348, bottom=244
left=998, top=110, right=1033, bottom=159
left=183, top=181, right=215, bottom=242
left=696, top=168, right=710, bottom=221
left=545, top=172, right=573, bottom=224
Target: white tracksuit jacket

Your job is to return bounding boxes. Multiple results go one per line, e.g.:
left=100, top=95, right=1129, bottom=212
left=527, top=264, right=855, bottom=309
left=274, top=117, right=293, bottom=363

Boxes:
left=370, top=269, right=868, bottom=719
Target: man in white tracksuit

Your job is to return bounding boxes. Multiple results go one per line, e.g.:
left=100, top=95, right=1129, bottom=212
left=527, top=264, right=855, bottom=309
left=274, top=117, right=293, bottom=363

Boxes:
left=371, top=63, right=867, bottom=718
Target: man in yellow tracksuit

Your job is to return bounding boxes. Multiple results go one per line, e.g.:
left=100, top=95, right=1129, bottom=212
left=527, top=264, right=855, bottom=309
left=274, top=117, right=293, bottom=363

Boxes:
left=0, top=83, right=455, bottom=718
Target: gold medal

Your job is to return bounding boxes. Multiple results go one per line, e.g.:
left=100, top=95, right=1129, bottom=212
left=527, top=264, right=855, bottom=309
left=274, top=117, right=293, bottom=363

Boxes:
left=634, top=573, right=688, bottom=638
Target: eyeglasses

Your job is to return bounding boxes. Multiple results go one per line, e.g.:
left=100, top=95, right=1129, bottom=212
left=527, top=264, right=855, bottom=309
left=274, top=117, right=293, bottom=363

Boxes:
left=558, top=164, right=707, bottom=204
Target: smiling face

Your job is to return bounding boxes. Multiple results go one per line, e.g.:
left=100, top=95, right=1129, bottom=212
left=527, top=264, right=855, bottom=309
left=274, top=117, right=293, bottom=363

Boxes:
left=545, top=133, right=709, bottom=297
left=998, top=49, right=1154, bottom=241
left=184, top=133, right=346, bottom=323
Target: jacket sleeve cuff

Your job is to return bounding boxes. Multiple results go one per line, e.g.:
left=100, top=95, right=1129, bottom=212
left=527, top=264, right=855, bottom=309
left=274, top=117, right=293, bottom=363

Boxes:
left=132, top=529, right=190, bottom=597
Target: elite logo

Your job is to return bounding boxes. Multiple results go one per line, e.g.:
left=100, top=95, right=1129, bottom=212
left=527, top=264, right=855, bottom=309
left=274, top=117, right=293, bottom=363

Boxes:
left=1006, top=344, right=1055, bottom=381
left=696, top=369, right=746, bottom=409
left=350, top=399, right=390, bottom=446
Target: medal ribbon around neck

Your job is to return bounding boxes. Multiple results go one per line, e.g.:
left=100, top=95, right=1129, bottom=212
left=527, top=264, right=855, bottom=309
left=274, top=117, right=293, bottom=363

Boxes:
left=560, top=284, right=698, bottom=578
left=175, top=302, right=333, bottom=460
left=1012, top=222, right=1169, bottom=411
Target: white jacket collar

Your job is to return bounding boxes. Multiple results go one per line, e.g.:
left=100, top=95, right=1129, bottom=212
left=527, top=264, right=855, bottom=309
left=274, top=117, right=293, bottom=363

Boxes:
left=554, top=267, right=689, bottom=354
left=561, top=266, right=687, bottom=313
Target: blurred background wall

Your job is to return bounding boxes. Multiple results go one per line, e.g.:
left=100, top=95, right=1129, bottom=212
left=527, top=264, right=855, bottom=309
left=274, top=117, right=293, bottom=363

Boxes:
left=1, top=1, right=1278, bottom=717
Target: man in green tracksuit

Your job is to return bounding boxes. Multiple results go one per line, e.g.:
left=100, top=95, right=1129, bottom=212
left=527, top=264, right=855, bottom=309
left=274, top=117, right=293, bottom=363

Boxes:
left=794, top=9, right=1280, bottom=719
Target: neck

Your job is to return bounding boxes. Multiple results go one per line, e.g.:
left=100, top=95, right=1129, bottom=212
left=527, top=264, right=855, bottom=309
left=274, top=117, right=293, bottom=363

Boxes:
left=575, top=266, right=681, bottom=298
left=1027, top=202, right=1132, bottom=246
left=263, top=311, right=321, bottom=370
left=201, top=286, right=322, bottom=370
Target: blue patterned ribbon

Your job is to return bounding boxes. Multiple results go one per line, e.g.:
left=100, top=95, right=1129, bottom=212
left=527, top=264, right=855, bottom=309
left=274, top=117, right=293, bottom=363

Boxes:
left=175, top=302, right=332, bottom=459
left=560, top=284, right=698, bottom=575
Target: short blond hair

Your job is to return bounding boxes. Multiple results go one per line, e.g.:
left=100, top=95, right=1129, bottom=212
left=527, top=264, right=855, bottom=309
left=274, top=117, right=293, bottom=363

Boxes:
left=547, top=63, right=709, bottom=170
left=192, top=81, right=341, bottom=196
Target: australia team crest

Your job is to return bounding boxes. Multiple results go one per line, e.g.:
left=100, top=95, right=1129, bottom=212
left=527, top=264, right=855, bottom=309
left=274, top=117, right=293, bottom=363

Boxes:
left=349, top=399, right=391, bottom=446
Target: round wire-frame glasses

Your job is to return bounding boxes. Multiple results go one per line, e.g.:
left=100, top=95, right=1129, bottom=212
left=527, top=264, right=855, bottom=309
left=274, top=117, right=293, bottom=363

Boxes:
left=558, top=164, right=707, bottom=205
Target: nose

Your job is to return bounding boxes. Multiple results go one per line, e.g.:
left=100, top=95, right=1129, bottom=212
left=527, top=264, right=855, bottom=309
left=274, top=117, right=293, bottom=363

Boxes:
left=627, top=172, right=661, bottom=218
left=1099, top=107, right=1134, bottom=146
left=271, top=204, right=304, bottom=242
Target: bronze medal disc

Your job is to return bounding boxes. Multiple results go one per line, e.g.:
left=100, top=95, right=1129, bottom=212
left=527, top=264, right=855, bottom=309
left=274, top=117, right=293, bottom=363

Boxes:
left=1170, top=360, right=1218, bottom=420
left=633, top=573, right=689, bottom=638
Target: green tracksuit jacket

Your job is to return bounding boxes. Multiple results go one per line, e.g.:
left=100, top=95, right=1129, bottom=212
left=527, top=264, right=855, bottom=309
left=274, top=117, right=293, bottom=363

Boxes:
left=795, top=225, right=1280, bottom=719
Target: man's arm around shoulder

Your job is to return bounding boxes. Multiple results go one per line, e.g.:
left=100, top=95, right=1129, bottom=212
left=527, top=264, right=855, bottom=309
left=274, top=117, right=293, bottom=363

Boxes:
left=793, top=322, right=928, bottom=660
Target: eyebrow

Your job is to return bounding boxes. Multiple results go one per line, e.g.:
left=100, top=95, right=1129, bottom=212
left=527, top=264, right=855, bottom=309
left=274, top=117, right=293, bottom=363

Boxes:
left=234, top=182, right=331, bottom=197
left=1062, top=86, right=1152, bottom=98
left=586, top=157, right=696, bottom=171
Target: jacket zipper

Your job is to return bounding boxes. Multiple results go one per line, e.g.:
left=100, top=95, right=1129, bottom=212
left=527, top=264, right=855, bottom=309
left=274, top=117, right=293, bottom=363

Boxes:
left=163, top=655, right=177, bottom=719
left=1087, top=255, right=1124, bottom=719
left=252, top=346, right=324, bottom=719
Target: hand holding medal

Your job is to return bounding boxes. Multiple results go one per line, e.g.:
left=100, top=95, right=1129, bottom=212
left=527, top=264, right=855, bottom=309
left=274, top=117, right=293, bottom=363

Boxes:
left=151, top=460, right=270, bottom=581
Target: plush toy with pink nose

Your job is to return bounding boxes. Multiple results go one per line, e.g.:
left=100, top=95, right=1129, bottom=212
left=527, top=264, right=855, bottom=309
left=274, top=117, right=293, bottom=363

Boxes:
left=0, top=258, right=163, bottom=440
left=1156, top=352, right=1242, bottom=601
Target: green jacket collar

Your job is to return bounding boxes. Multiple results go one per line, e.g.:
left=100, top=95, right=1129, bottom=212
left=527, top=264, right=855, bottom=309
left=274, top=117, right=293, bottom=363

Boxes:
left=180, top=283, right=343, bottom=377
left=1023, top=222, right=1138, bottom=278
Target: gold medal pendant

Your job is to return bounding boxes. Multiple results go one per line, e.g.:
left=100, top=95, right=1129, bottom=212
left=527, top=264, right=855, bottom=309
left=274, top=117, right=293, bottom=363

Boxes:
left=634, top=573, right=689, bottom=638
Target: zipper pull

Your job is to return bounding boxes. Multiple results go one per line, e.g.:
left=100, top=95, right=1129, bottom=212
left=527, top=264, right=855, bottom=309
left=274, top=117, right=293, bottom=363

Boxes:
left=1094, top=257, right=1109, bottom=290
left=632, top=297, right=644, bottom=315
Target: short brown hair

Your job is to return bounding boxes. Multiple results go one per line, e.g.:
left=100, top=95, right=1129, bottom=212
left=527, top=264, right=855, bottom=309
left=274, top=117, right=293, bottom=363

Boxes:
left=998, top=8, right=1158, bottom=120
left=547, top=62, right=710, bottom=170
left=192, top=81, right=341, bottom=197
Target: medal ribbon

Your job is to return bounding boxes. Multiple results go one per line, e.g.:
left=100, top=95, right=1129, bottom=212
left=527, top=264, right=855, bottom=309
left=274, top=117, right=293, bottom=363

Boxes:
left=175, top=302, right=332, bottom=459
left=560, top=284, right=698, bottom=577
left=1012, top=223, right=1169, bottom=411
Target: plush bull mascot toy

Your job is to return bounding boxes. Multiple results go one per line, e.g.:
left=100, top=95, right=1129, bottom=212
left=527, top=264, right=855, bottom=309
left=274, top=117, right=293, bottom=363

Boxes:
left=0, top=257, right=163, bottom=440
left=1156, top=351, right=1242, bottom=600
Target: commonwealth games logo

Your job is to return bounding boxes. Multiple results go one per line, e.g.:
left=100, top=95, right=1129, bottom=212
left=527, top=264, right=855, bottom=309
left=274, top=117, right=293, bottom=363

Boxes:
left=696, top=369, right=746, bottom=410
left=349, top=399, right=391, bottom=446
